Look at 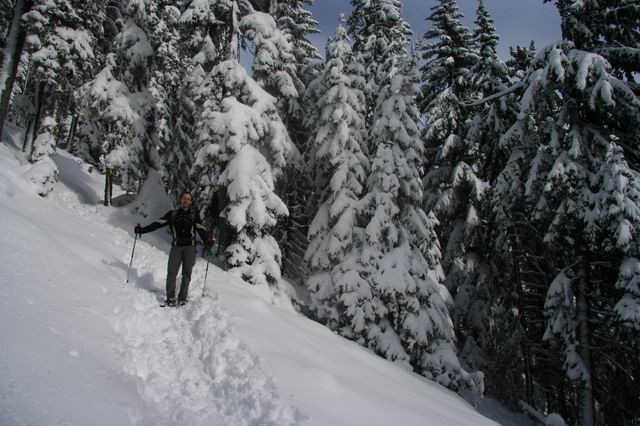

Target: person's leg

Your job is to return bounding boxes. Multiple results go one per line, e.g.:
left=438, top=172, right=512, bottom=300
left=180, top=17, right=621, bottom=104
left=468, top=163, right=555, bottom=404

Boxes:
left=166, top=247, right=181, bottom=301
left=178, top=246, right=197, bottom=302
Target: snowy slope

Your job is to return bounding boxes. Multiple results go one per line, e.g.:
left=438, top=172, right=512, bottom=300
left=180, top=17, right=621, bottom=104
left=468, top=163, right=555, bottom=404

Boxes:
left=0, top=140, right=502, bottom=425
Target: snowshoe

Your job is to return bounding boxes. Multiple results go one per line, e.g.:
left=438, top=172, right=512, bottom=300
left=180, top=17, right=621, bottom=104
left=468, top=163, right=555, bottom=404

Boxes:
left=161, top=298, right=177, bottom=307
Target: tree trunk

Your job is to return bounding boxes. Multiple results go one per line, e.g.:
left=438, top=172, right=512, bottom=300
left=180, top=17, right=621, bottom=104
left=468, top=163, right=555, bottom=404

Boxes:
left=22, top=80, right=47, bottom=158
left=104, top=168, right=113, bottom=206
left=0, top=0, right=33, bottom=140
left=576, top=240, right=595, bottom=426
left=64, top=114, right=78, bottom=152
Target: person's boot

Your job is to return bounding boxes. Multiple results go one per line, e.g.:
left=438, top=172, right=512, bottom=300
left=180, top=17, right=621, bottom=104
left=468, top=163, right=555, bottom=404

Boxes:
left=178, top=299, right=187, bottom=306
left=164, top=298, right=176, bottom=307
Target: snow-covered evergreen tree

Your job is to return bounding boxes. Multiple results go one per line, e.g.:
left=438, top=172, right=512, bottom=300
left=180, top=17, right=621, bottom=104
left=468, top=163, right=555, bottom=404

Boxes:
left=551, top=0, right=640, bottom=79
left=241, top=10, right=301, bottom=120
left=454, top=3, right=519, bottom=374
left=349, top=0, right=412, bottom=132
left=501, top=40, right=640, bottom=425
left=248, top=2, right=320, bottom=284
left=305, top=21, right=370, bottom=340
left=506, top=41, right=536, bottom=82
left=189, top=3, right=297, bottom=287
left=25, top=114, right=58, bottom=195
left=270, top=0, right=320, bottom=82
left=362, top=48, right=483, bottom=398
left=77, top=13, right=154, bottom=204
left=165, top=0, right=227, bottom=199
left=192, top=59, right=294, bottom=287
left=0, top=0, right=30, bottom=138
left=419, top=0, right=490, bottom=376
left=21, top=0, right=102, bottom=156
left=467, top=0, right=516, bottom=184
left=346, top=0, right=371, bottom=53
left=138, top=1, right=183, bottom=192
left=418, top=0, right=477, bottom=111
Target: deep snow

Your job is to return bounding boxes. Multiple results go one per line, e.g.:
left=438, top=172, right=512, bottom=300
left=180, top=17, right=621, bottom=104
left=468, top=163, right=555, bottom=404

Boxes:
left=0, top=135, right=518, bottom=425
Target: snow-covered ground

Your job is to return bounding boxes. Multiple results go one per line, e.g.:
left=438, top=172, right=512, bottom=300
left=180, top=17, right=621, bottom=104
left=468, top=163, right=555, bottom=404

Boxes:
left=0, top=135, right=521, bottom=425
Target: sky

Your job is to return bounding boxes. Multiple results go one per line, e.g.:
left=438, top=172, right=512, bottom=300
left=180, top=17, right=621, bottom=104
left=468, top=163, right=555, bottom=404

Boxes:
left=307, top=0, right=562, bottom=60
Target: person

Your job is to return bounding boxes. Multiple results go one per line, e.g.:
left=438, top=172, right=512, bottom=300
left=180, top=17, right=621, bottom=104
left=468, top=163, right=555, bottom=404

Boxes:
left=134, top=191, right=214, bottom=306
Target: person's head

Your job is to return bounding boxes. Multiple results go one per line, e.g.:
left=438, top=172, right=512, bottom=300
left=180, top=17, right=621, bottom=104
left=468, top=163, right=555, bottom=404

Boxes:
left=178, top=191, right=193, bottom=209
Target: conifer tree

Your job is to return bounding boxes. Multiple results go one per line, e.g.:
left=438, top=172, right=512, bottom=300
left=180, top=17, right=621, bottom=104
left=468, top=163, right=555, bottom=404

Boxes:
left=25, top=115, right=58, bottom=195
left=349, top=0, right=412, bottom=132
left=192, top=59, right=294, bottom=287
left=362, top=49, right=483, bottom=398
left=77, top=11, right=154, bottom=204
left=21, top=0, right=103, bottom=156
left=468, top=0, right=517, bottom=183
left=270, top=0, right=320, bottom=82
left=305, top=21, right=369, bottom=339
left=548, top=0, right=640, bottom=79
left=506, top=41, right=536, bottom=82
left=497, top=40, right=640, bottom=425
left=0, top=0, right=34, bottom=139
left=420, top=1, right=487, bottom=373
left=418, top=0, right=477, bottom=111
left=191, top=3, right=296, bottom=287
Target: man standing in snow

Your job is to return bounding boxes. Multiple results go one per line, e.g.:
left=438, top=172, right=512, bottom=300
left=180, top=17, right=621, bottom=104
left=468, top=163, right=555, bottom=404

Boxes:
left=135, top=192, right=214, bottom=306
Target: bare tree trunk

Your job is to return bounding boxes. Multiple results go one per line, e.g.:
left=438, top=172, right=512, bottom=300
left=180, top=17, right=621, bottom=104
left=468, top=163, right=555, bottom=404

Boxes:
left=104, top=168, right=113, bottom=206
left=0, top=0, right=33, bottom=139
left=576, top=239, right=595, bottom=426
left=65, top=114, right=78, bottom=152
left=22, top=79, right=46, bottom=158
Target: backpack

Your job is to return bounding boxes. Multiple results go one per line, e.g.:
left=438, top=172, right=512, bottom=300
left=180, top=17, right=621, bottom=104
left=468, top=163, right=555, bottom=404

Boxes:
left=169, top=209, right=199, bottom=245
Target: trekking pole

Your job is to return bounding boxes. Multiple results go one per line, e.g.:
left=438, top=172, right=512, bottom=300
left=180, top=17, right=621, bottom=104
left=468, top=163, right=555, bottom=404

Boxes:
left=126, top=234, right=139, bottom=284
left=202, top=248, right=211, bottom=298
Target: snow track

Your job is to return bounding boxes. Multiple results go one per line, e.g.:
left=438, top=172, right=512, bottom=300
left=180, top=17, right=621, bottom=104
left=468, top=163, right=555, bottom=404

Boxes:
left=114, top=237, right=300, bottom=425
left=47, top=152, right=302, bottom=425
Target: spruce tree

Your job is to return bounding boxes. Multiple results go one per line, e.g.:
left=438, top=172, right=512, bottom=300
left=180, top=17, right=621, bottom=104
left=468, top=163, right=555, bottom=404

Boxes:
left=270, top=0, right=320, bottom=82
left=362, top=49, right=483, bottom=398
left=305, top=21, right=370, bottom=340
left=451, top=0, right=517, bottom=374
left=548, top=0, right=640, bottom=79
left=418, top=0, right=477, bottom=111
left=0, top=0, right=33, bottom=139
left=25, top=114, right=58, bottom=195
left=77, top=12, right=154, bottom=204
left=420, top=1, right=488, bottom=376
left=192, top=59, right=294, bottom=287
left=190, top=3, right=295, bottom=288
left=505, top=41, right=536, bottom=82
left=349, top=0, right=412, bottom=133
left=21, top=0, right=103, bottom=156
left=497, top=40, right=640, bottom=425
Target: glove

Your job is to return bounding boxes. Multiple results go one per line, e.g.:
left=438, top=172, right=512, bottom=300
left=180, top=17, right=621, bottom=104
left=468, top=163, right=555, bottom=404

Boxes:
left=134, top=224, right=143, bottom=235
left=204, top=231, right=215, bottom=251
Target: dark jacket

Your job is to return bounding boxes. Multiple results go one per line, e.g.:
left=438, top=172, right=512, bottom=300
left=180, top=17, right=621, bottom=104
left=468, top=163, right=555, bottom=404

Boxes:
left=139, top=208, right=208, bottom=246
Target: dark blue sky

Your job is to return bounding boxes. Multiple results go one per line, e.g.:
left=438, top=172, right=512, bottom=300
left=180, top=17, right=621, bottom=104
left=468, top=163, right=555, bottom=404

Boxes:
left=307, top=0, right=562, bottom=59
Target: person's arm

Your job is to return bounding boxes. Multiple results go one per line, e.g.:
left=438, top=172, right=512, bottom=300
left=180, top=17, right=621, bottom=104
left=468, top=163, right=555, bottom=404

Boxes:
left=135, top=211, right=171, bottom=235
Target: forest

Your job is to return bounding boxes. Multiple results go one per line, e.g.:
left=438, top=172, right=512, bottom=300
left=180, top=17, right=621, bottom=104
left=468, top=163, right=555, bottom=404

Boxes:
left=1, top=0, right=639, bottom=424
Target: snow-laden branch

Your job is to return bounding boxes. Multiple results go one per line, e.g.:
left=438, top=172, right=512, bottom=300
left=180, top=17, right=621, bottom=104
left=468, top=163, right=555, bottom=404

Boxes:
left=459, top=81, right=524, bottom=107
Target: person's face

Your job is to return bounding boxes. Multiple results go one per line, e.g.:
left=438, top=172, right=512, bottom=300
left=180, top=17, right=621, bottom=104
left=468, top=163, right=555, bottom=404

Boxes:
left=179, top=193, right=192, bottom=209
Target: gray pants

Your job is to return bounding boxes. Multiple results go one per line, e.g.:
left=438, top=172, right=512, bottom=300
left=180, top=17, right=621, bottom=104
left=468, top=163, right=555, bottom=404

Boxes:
left=166, top=245, right=196, bottom=301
